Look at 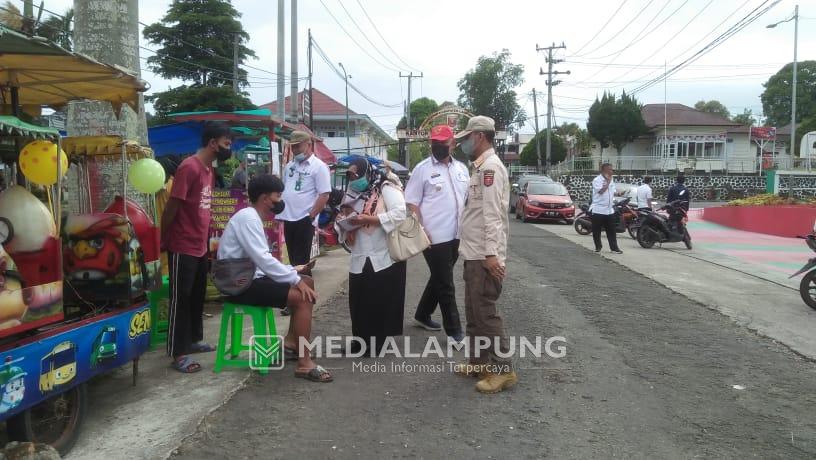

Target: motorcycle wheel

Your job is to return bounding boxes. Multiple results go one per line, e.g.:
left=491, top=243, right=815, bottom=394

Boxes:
left=574, top=215, right=591, bottom=236
left=799, top=270, right=816, bottom=311
left=683, top=230, right=692, bottom=250
left=627, top=224, right=639, bottom=240
left=637, top=225, right=657, bottom=249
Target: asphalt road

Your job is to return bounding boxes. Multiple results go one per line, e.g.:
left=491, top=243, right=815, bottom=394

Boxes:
left=173, top=218, right=816, bottom=459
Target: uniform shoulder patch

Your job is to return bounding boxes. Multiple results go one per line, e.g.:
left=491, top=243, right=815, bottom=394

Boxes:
left=483, top=169, right=495, bottom=187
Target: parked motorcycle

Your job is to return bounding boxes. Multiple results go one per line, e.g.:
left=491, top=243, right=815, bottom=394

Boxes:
left=636, top=200, right=692, bottom=249
left=790, top=223, right=816, bottom=310
left=573, top=197, right=639, bottom=237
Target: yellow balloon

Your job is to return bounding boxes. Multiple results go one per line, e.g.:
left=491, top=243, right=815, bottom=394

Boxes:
left=19, top=140, right=69, bottom=186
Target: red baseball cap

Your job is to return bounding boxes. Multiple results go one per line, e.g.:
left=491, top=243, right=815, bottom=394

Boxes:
left=429, top=125, right=453, bottom=141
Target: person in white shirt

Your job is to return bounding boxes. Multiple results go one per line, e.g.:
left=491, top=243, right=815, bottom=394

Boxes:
left=636, top=176, right=653, bottom=209
left=277, top=130, right=332, bottom=279
left=589, top=163, right=623, bottom=254
left=336, top=157, right=407, bottom=357
left=404, top=125, right=468, bottom=342
left=217, top=174, right=332, bottom=383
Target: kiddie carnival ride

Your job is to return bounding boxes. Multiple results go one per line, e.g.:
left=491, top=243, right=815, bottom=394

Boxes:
left=0, top=25, right=155, bottom=454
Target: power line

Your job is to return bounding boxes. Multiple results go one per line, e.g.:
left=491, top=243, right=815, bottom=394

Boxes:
left=572, top=0, right=656, bottom=58
left=631, top=0, right=780, bottom=94
left=355, top=0, right=421, bottom=73
left=583, top=0, right=686, bottom=60
left=317, top=0, right=401, bottom=73
left=311, top=37, right=401, bottom=108
left=567, top=60, right=784, bottom=69
left=572, top=0, right=679, bottom=85
left=601, top=0, right=750, bottom=90
left=334, top=0, right=409, bottom=72
left=570, top=0, right=630, bottom=57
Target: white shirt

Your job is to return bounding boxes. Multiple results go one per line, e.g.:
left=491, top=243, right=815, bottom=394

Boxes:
left=338, top=184, right=407, bottom=274
left=589, top=174, right=617, bottom=215
left=636, top=183, right=653, bottom=208
left=217, top=208, right=301, bottom=285
left=403, top=156, right=469, bottom=244
left=276, top=155, right=332, bottom=222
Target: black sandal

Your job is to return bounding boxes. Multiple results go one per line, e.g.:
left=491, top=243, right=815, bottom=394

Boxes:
left=294, top=365, right=333, bottom=382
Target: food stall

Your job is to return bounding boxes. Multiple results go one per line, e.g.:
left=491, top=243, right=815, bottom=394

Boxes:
left=0, top=25, right=153, bottom=454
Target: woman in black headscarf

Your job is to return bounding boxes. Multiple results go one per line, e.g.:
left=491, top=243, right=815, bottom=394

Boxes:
left=336, top=157, right=407, bottom=356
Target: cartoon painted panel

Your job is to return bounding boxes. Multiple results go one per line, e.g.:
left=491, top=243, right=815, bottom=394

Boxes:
left=0, top=358, right=27, bottom=414
left=39, top=341, right=76, bottom=394
left=0, top=186, right=64, bottom=338
left=63, top=213, right=148, bottom=306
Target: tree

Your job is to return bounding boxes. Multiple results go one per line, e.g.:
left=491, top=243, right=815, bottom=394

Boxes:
left=147, top=85, right=256, bottom=123
left=731, top=108, right=755, bottom=126
left=694, top=100, right=730, bottom=119
left=0, top=2, right=73, bottom=49
left=143, top=0, right=256, bottom=116
left=457, top=49, right=525, bottom=130
left=520, top=130, right=566, bottom=166
left=761, top=61, right=816, bottom=127
left=396, top=97, right=439, bottom=130
left=587, top=91, right=648, bottom=154
left=554, top=122, right=592, bottom=156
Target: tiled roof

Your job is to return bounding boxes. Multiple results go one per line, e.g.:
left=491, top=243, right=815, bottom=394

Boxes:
left=260, top=88, right=357, bottom=116
left=642, top=104, right=742, bottom=128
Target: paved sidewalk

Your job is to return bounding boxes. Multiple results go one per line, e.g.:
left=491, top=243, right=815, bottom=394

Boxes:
left=67, top=248, right=350, bottom=460
left=537, top=217, right=816, bottom=360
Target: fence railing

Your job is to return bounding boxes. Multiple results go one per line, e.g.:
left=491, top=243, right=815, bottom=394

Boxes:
left=547, top=155, right=816, bottom=175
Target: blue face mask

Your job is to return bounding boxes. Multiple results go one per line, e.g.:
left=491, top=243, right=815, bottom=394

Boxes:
left=460, top=136, right=475, bottom=159
left=349, top=177, right=369, bottom=193
left=294, top=152, right=306, bottom=163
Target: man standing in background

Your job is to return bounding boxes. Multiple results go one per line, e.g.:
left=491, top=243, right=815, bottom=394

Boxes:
left=277, top=130, right=331, bottom=314
left=162, top=122, right=233, bottom=373
left=404, top=125, right=469, bottom=342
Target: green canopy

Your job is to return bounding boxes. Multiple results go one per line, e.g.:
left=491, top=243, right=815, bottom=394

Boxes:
left=0, top=115, right=59, bottom=140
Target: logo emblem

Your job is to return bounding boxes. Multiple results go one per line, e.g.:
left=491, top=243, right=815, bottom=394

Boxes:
left=249, top=335, right=285, bottom=370
left=483, top=170, right=495, bottom=187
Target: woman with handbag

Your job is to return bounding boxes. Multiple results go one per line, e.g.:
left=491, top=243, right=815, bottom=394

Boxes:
left=216, top=174, right=332, bottom=382
left=337, top=157, right=409, bottom=356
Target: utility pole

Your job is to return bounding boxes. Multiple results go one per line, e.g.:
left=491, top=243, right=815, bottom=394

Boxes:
left=792, top=4, right=799, bottom=165
left=290, top=0, right=298, bottom=121
left=532, top=88, right=542, bottom=171
left=276, top=0, right=285, bottom=122
left=339, top=63, right=351, bottom=155
left=307, top=29, right=314, bottom=131
left=399, top=72, right=423, bottom=169
left=232, top=33, right=240, bottom=95
left=537, top=42, right=569, bottom=172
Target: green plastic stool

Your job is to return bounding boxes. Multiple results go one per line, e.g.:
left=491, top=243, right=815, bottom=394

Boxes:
left=213, top=303, right=280, bottom=375
left=148, top=276, right=170, bottom=350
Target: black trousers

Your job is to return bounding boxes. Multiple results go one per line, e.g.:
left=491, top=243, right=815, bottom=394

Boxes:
left=591, top=213, right=620, bottom=251
left=284, top=216, right=315, bottom=266
left=414, top=239, right=463, bottom=336
left=349, top=259, right=407, bottom=355
left=167, top=252, right=209, bottom=358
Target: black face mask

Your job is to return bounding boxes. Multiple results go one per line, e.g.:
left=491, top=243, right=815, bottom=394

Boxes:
left=270, top=200, right=285, bottom=215
left=216, top=145, right=232, bottom=162
left=431, top=144, right=450, bottom=161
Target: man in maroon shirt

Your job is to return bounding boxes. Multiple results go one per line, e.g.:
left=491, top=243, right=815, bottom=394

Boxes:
left=161, top=122, right=233, bottom=373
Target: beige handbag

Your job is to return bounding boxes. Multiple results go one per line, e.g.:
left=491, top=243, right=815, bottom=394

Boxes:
left=387, top=209, right=431, bottom=261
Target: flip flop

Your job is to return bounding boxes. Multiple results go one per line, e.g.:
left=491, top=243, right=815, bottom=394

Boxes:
left=294, top=365, right=333, bottom=383
left=189, top=342, right=216, bottom=354
left=171, top=356, right=201, bottom=374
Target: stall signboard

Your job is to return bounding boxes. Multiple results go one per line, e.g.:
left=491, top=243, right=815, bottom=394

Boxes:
left=0, top=303, right=150, bottom=420
left=209, top=189, right=284, bottom=261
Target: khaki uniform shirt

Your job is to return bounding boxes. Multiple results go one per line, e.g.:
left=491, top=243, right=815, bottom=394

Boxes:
left=459, top=148, right=510, bottom=264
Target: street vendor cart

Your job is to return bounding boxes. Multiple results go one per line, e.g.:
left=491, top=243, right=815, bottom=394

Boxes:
left=0, top=25, right=152, bottom=454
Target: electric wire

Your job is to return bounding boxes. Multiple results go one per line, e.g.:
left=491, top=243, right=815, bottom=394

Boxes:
left=569, top=0, right=630, bottom=57
left=355, top=0, right=421, bottom=73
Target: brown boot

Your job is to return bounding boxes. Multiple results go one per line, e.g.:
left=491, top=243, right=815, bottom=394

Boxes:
left=453, top=362, right=486, bottom=378
left=475, top=371, right=518, bottom=394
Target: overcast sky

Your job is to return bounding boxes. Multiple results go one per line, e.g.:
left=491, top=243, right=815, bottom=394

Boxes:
left=44, top=0, right=816, bottom=135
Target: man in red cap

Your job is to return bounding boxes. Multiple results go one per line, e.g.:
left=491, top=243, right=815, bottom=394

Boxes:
left=404, top=125, right=469, bottom=342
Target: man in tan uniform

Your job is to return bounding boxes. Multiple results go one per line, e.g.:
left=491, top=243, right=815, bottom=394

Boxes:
left=454, top=115, right=517, bottom=394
